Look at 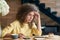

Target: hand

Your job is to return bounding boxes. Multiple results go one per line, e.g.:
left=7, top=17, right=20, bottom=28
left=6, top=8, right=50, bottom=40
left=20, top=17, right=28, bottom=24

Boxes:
left=34, top=12, right=40, bottom=20
left=3, top=33, right=11, bottom=38
left=18, top=33, right=25, bottom=38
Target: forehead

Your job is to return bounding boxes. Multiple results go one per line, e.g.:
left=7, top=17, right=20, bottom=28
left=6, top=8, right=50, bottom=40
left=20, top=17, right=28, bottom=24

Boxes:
left=28, top=11, right=34, bottom=15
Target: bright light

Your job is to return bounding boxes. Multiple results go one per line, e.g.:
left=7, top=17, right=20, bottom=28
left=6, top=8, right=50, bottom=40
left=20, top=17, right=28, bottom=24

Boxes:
left=0, top=0, right=10, bottom=16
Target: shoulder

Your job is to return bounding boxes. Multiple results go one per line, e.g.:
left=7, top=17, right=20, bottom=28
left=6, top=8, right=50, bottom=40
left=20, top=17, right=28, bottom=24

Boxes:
left=10, top=20, right=20, bottom=26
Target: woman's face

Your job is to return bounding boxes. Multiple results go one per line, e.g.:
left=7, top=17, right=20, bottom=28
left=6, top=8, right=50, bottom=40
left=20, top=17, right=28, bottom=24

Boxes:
left=25, top=11, right=35, bottom=23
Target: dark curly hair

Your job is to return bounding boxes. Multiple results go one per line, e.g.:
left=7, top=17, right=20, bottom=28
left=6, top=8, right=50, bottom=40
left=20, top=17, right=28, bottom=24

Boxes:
left=16, top=3, right=40, bottom=28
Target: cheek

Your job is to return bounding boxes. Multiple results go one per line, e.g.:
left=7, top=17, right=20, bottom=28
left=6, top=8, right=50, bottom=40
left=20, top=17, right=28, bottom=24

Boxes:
left=26, top=16, right=33, bottom=20
left=25, top=16, right=29, bottom=21
left=26, top=14, right=34, bottom=21
left=27, top=16, right=31, bottom=20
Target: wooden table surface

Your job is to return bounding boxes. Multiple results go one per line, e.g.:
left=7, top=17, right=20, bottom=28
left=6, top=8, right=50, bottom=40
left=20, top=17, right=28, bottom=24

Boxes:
left=0, top=35, right=60, bottom=40
left=0, top=38, right=26, bottom=40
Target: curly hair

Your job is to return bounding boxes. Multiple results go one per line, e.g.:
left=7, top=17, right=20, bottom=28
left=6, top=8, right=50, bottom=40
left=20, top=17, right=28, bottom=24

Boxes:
left=16, top=3, right=40, bottom=28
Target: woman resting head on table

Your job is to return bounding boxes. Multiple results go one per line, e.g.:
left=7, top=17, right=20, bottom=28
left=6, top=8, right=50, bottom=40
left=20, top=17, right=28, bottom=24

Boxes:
left=2, top=3, right=42, bottom=38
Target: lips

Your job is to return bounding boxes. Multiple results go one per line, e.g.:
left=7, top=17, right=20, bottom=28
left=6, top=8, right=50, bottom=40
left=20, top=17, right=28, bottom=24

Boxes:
left=28, top=19, right=32, bottom=22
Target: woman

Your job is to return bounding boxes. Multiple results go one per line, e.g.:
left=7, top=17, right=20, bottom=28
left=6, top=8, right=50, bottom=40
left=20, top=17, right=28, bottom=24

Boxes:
left=2, top=3, right=42, bottom=38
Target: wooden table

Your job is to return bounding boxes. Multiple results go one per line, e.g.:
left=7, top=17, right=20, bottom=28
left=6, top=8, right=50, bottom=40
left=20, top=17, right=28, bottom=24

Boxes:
left=0, top=35, right=60, bottom=40
left=42, top=35, right=60, bottom=40
left=0, top=38, right=33, bottom=40
left=0, top=38, right=25, bottom=40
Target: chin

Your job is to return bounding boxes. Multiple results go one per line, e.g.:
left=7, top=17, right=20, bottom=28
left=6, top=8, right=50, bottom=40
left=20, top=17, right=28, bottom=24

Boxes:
left=28, top=21, right=32, bottom=23
left=28, top=21, right=31, bottom=23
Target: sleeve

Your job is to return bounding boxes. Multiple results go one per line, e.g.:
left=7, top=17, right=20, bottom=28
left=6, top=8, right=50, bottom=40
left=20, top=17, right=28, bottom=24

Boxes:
left=1, top=20, right=17, bottom=37
left=2, top=23, right=14, bottom=37
left=2, top=20, right=21, bottom=37
left=31, top=22, right=42, bottom=36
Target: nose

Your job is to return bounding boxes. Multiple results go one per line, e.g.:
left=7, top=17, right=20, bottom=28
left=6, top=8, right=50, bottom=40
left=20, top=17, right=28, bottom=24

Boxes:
left=30, top=16, right=33, bottom=20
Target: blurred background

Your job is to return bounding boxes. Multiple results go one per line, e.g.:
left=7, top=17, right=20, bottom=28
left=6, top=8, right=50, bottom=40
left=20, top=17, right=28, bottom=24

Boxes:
left=0, top=0, right=60, bottom=35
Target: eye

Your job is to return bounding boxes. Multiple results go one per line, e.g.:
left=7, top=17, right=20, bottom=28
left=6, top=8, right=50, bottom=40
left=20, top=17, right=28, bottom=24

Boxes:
left=27, top=14, right=32, bottom=16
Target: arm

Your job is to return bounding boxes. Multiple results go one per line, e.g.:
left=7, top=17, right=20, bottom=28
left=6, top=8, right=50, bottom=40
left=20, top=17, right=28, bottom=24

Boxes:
left=2, top=20, right=19, bottom=37
left=31, top=12, right=42, bottom=36
left=2, top=25, right=13, bottom=38
left=2, top=20, right=26, bottom=38
left=1, top=21, right=16, bottom=38
left=31, top=22, right=42, bottom=36
left=34, top=12, right=42, bottom=31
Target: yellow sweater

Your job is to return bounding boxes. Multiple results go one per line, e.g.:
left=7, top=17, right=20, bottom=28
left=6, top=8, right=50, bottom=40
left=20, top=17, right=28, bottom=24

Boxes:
left=2, top=20, right=42, bottom=37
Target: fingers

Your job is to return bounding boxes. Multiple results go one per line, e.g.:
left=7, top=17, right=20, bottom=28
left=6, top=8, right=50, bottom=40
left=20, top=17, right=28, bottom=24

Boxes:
left=19, top=33, right=25, bottom=38
left=34, top=12, right=40, bottom=17
left=3, top=33, right=11, bottom=38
